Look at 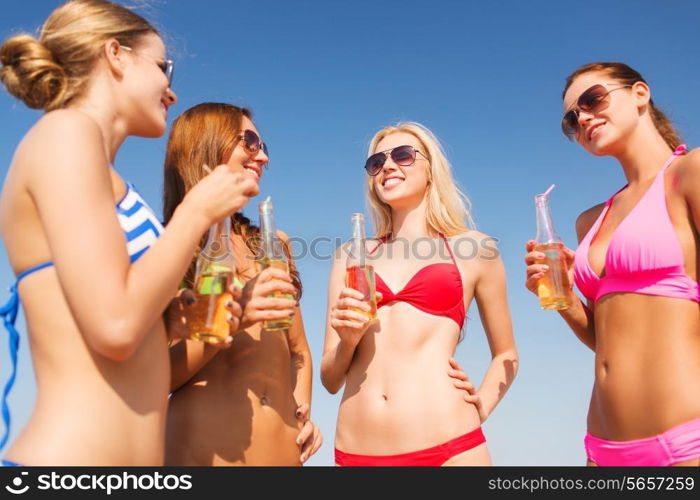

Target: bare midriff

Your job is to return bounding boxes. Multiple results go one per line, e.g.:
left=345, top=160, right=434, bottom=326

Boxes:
left=166, top=326, right=302, bottom=466
left=335, top=302, right=481, bottom=455
left=7, top=270, right=170, bottom=465
left=588, top=293, right=700, bottom=441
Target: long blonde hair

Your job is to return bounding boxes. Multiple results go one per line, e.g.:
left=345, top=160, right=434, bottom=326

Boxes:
left=366, top=122, right=475, bottom=239
left=0, top=0, right=157, bottom=111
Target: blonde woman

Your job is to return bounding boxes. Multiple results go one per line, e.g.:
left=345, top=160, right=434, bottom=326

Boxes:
left=322, top=122, right=518, bottom=466
left=0, top=0, right=256, bottom=465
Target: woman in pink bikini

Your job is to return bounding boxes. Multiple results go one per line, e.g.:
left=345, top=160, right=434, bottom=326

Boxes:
left=322, top=122, right=518, bottom=466
left=525, top=62, right=700, bottom=466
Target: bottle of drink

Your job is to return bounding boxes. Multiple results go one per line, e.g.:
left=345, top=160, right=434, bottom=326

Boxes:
left=258, top=197, right=294, bottom=331
left=345, top=213, right=377, bottom=320
left=534, top=185, right=572, bottom=310
left=189, top=216, right=236, bottom=344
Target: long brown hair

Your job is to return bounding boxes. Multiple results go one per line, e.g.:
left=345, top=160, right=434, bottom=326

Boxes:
left=563, top=62, right=682, bottom=150
left=0, top=0, right=157, bottom=111
left=163, top=102, right=302, bottom=297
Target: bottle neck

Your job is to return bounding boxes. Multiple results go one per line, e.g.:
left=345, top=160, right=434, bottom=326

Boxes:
left=205, top=217, right=231, bottom=247
left=535, top=196, right=561, bottom=243
left=260, top=209, right=276, bottom=238
left=348, top=215, right=367, bottom=266
left=351, top=217, right=366, bottom=241
left=259, top=206, right=286, bottom=260
left=197, top=216, right=235, bottom=272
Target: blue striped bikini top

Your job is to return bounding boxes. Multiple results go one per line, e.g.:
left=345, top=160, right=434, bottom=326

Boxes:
left=0, top=182, right=163, bottom=449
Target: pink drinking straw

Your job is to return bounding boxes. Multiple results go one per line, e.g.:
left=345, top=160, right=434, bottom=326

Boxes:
left=542, top=184, right=555, bottom=197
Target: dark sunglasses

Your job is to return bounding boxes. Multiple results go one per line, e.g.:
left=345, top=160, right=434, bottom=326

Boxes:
left=238, top=129, right=269, bottom=161
left=364, top=145, right=428, bottom=176
left=561, top=83, right=633, bottom=138
left=121, top=45, right=174, bottom=86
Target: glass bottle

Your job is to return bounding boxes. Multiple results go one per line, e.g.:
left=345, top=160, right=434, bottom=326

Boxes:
left=258, top=197, right=294, bottom=330
left=345, top=213, right=377, bottom=319
left=534, top=189, right=572, bottom=310
left=189, top=216, right=236, bottom=343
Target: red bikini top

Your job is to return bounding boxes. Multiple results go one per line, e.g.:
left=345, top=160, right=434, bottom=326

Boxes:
left=371, top=234, right=465, bottom=329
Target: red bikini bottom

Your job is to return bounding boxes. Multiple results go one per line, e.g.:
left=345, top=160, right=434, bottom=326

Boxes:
left=335, top=427, right=486, bottom=466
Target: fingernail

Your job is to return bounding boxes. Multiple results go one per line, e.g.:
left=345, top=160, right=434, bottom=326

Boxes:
left=227, top=314, right=234, bottom=322
left=295, top=410, right=302, bottom=418
left=226, top=300, right=234, bottom=308
left=185, top=296, right=195, bottom=306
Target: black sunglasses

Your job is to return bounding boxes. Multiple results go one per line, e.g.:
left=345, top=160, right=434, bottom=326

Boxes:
left=364, top=145, right=428, bottom=176
left=561, top=83, right=633, bottom=138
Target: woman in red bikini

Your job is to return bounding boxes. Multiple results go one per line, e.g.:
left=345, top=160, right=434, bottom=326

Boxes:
left=322, top=122, right=518, bottom=466
left=525, top=62, right=700, bottom=466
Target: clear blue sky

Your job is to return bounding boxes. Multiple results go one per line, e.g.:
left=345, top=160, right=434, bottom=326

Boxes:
left=1, top=0, right=699, bottom=466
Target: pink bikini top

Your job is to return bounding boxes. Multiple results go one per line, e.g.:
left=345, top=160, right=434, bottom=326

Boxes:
left=574, top=145, right=700, bottom=303
left=370, top=234, right=465, bottom=329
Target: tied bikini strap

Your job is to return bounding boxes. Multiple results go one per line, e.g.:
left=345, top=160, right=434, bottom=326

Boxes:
left=663, top=144, right=688, bottom=170
left=0, top=261, right=53, bottom=449
left=672, top=144, right=688, bottom=156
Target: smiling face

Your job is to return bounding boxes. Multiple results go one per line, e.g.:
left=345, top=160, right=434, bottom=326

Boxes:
left=120, top=33, right=177, bottom=138
left=225, top=115, right=268, bottom=184
left=371, top=131, right=431, bottom=208
left=562, top=70, right=647, bottom=155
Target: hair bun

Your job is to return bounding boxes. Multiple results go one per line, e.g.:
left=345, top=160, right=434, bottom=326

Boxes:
left=0, top=33, right=67, bottom=110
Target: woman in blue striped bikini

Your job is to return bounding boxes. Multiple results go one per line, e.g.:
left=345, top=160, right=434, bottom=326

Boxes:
left=0, top=0, right=257, bottom=465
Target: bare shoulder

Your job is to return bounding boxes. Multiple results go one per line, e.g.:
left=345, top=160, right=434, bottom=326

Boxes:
left=28, top=109, right=102, bottom=142
left=448, top=230, right=501, bottom=264
left=17, top=109, right=105, bottom=173
left=675, top=148, right=700, bottom=194
left=575, top=203, right=605, bottom=243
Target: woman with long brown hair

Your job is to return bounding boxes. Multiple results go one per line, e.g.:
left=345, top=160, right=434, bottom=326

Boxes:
left=163, top=102, right=322, bottom=466
left=0, top=1, right=256, bottom=466
left=525, top=62, right=700, bottom=466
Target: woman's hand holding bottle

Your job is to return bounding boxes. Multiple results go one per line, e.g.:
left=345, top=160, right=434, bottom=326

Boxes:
left=524, top=239, right=576, bottom=297
left=238, top=267, right=298, bottom=331
left=330, top=288, right=383, bottom=348
left=166, top=284, right=243, bottom=347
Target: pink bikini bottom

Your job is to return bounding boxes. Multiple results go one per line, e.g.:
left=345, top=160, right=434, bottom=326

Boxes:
left=585, top=416, right=700, bottom=466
